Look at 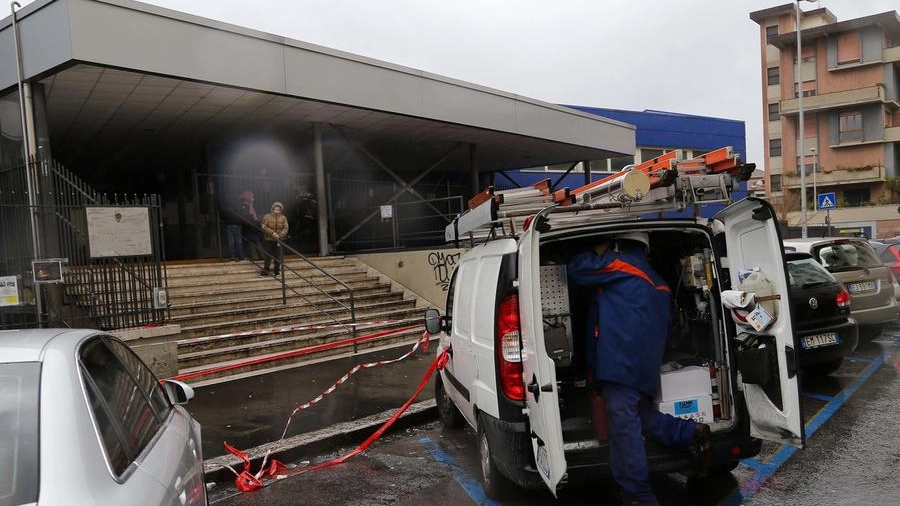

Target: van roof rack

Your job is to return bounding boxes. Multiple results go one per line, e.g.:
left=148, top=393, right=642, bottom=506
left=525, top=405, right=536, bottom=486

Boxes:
left=445, top=146, right=755, bottom=245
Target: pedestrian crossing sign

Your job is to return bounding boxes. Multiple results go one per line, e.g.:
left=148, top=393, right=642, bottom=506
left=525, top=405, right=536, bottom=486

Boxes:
left=817, top=192, right=836, bottom=210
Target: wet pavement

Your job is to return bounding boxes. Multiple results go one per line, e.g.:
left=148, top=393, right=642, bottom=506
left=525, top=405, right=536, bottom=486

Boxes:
left=187, top=340, right=440, bottom=478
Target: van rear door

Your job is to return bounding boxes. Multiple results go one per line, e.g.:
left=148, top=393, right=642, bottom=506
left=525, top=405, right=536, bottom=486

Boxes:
left=714, top=197, right=805, bottom=447
left=518, top=224, right=566, bottom=495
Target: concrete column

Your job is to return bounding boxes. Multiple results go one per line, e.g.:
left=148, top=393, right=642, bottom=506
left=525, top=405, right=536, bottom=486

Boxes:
left=313, top=123, right=328, bottom=256
left=469, top=143, right=479, bottom=195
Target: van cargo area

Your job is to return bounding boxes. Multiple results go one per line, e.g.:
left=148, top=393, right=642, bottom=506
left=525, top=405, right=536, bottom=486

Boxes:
left=537, top=226, right=742, bottom=471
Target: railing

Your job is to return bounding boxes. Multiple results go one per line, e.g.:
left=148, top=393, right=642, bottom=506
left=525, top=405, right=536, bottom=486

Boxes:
left=234, top=214, right=358, bottom=338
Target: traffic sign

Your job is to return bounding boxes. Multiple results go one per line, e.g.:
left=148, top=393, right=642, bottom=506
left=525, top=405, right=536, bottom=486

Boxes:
left=817, top=192, right=836, bottom=210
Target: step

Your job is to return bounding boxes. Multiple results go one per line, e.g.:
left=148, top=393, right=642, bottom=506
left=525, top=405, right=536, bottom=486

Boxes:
left=165, top=271, right=372, bottom=296
left=167, top=278, right=386, bottom=305
left=169, top=292, right=410, bottom=328
left=167, top=284, right=394, bottom=317
left=175, top=327, right=427, bottom=383
left=164, top=263, right=366, bottom=287
left=175, top=305, right=422, bottom=342
left=176, top=306, right=423, bottom=353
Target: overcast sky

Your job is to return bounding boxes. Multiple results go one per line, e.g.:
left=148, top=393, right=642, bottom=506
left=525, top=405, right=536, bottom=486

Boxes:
left=23, top=0, right=900, bottom=166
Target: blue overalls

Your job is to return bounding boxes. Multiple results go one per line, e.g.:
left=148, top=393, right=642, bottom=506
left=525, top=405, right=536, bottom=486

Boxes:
left=568, top=246, right=698, bottom=503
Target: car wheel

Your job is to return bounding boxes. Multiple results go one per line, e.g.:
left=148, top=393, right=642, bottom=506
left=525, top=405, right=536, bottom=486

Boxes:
left=804, top=358, right=843, bottom=376
left=859, top=324, right=884, bottom=342
left=435, top=373, right=465, bottom=429
left=478, top=416, right=515, bottom=499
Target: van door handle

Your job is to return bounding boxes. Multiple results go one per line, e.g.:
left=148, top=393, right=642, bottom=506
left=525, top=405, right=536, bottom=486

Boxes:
left=527, top=375, right=553, bottom=402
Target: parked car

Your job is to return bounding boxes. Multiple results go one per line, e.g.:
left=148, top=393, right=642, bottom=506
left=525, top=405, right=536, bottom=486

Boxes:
left=867, top=240, right=900, bottom=300
left=0, top=328, right=207, bottom=506
left=785, top=252, right=858, bottom=375
left=783, top=237, right=899, bottom=340
left=426, top=195, right=804, bottom=499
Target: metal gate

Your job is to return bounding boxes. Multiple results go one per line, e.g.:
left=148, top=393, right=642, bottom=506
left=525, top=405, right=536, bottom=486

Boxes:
left=0, top=155, right=168, bottom=330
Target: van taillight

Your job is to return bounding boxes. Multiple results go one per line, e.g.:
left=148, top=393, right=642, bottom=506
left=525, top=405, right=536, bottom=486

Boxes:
left=836, top=288, right=850, bottom=308
left=497, top=294, right=524, bottom=401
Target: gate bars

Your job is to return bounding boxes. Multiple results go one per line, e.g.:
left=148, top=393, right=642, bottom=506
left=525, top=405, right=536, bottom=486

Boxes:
left=0, top=155, right=168, bottom=330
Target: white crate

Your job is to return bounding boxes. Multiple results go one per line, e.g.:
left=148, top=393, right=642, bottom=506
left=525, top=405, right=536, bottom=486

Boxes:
left=659, top=365, right=712, bottom=401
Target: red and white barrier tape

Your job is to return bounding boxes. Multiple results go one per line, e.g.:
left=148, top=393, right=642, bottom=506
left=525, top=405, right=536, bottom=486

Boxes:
left=222, top=333, right=451, bottom=492
left=169, top=324, right=420, bottom=382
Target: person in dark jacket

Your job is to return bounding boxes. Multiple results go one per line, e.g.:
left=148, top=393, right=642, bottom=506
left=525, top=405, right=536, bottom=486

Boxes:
left=222, top=191, right=256, bottom=261
left=567, top=232, right=709, bottom=506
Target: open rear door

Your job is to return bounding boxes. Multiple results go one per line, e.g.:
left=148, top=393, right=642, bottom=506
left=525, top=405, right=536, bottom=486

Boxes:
left=714, top=197, right=805, bottom=447
left=517, top=224, right=567, bottom=495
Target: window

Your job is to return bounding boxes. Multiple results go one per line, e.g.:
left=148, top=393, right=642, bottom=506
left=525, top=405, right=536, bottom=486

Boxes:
left=793, top=80, right=817, bottom=98
left=610, top=155, right=635, bottom=171
left=640, top=149, right=664, bottom=162
left=839, top=111, right=863, bottom=142
left=769, top=138, right=782, bottom=157
left=767, top=67, right=779, bottom=85
left=801, top=45, right=816, bottom=63
left=843, top=188, right=870, bottom=207
left=0, top=363, right=40, bottom=505
left=837, top=32, right=861, bottom=64
left=766, top=25, right=778, bottom=38
left=80, top=336, right=170, bottom=477
left=768, top=103, right=780, bottom=122
left=770, top=174, right=782, bottom=192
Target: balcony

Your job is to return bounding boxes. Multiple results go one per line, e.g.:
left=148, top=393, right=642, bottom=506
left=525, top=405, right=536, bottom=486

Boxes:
left=887, top=126, right=900, bottom=143
left=780, top=165, right=884, bottom=190
left=781, top=85, right=885, bottom=115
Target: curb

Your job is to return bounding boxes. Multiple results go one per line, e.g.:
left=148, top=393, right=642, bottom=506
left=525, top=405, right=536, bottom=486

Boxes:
left=203, top=399, right=437, bottom=484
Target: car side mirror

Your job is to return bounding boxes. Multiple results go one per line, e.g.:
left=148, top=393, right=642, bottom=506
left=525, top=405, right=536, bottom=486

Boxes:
left=161, top=379, right=195, bottom=405
left=424, top=308, right=444, bottom=334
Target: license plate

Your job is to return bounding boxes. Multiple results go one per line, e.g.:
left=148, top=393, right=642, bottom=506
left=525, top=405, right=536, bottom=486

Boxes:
left=803, top=332, right=840, bottom=349
left=847, top=281, right=877, bottom=294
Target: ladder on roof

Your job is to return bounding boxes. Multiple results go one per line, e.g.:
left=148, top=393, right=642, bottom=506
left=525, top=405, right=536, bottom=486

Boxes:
left=445, top=146, right=755, bottom=244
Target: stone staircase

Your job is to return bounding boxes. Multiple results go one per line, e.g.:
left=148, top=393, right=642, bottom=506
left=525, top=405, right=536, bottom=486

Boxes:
left=165, top=255, right=428, bottom=384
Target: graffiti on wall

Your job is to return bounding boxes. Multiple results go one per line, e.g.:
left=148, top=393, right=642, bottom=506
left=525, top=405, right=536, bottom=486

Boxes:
left=428, top=251, right=461, bottom=291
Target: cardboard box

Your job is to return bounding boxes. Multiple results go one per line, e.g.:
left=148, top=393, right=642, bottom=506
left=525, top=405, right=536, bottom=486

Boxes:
left=659, top=365, right=712, bottom=401
left=658, top=395, right=714, bottom=423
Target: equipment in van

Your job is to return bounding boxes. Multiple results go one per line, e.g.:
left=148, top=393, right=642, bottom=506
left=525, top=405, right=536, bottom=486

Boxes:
left=446, top=146, right=754, bottom=245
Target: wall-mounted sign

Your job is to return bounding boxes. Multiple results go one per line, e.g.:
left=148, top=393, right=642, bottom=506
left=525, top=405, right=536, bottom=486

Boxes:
left=33, top=260, right=64, bottom=283
left=0, top=275, right=21, bottom=306
left=86, top=207, right=152, bottom=258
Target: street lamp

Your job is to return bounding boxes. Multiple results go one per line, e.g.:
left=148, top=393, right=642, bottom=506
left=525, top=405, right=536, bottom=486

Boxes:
left=796, top=0, right=816, bottom=238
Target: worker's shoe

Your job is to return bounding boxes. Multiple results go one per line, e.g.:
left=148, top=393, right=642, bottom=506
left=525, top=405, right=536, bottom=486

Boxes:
left=691, top=422, right=712, bottom=462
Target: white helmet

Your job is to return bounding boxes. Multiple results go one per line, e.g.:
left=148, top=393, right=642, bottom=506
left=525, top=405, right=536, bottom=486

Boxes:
left=617, top=231, right=650, bottom=252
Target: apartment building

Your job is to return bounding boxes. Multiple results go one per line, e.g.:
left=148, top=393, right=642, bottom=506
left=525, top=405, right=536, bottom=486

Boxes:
left=750, top=4, right=900, bottom=238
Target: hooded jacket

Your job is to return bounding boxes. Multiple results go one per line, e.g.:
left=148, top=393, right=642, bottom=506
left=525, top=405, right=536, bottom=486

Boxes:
left=567, top=245, right=672, bottom=397
left=261, top=201, right=289, bottom=241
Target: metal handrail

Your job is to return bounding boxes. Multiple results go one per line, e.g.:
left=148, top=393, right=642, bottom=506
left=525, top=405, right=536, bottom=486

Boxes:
left=236, top=216, right=357, bottom=338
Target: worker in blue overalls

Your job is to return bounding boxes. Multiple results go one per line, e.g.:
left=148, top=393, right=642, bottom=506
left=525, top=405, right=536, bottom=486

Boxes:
left=567, top=232, right=710, bottom=506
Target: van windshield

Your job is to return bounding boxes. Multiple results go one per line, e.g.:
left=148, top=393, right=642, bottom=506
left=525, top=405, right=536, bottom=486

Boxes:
left=0, top=362, right=40, bottom=506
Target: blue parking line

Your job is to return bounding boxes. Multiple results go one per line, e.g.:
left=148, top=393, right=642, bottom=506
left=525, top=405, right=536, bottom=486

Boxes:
left=419, top=436, right=502, bottom=506
left=801, top=391, right=834, bottom=402
left=845, top=356, right=874, bottom=363
left=724, top=336, right=899, bottom=506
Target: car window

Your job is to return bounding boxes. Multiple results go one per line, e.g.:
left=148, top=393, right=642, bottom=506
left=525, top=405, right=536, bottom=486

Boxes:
left=815, top=241, right=881, bottom=270
left=0, top=363, right=40, bottom=506
left=79, top=336, right=170, bottom=477
left=787, top=256, right=836, bottom=288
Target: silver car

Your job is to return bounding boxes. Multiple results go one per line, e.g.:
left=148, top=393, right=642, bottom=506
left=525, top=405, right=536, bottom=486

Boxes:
left=1, top=329, right=207, bottom=506
left=784, top=237, right=900, bottom=340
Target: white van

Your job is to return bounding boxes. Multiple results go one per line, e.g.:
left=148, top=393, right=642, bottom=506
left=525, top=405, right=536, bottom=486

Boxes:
left=424, top=167, right=805, bottom=498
